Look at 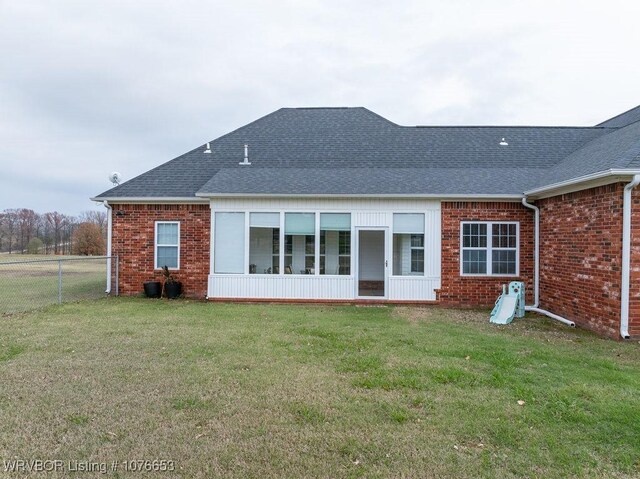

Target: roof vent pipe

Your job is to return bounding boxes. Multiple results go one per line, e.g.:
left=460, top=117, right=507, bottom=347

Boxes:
left=239, top=144, right=251, bottom=165
left=499, top=138, right=508, bottom=146
left=204, top=143, right=211, bottom=154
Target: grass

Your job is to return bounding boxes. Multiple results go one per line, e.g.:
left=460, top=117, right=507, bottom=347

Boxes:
left=0, top=254, right=106, bottom=314
left=0, top=298, right=639, bottom=478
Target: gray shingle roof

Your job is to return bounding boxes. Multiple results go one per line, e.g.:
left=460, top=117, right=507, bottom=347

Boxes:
left=534, top=119, right=640, bottom=188
left=94, top=106, right=640, bottom=199
left=198, top=167, right=545, bottom=196
left=596, top=105, right=640, bottom=128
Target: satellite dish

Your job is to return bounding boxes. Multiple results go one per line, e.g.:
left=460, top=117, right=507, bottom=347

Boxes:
left=109, top=172, right=122, bottom=186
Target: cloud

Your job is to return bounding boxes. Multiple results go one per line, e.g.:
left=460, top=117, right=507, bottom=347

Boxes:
left=0, top=0, right=638, bottom=214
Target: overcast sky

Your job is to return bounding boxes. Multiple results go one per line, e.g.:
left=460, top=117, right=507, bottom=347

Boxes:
left=1, top=1, right=638, bottom=215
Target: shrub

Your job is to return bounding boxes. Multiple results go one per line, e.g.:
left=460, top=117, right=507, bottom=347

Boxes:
left=72, top=222, right=105, bottom=255
left=26, top=237, right=43, bottom=254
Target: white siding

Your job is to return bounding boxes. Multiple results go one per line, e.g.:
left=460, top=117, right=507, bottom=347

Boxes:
left=388, top=277, right=440, bottom=300
left=208, top=198, right=441, bottom=301
left=209, top=275, right=353, bottom=299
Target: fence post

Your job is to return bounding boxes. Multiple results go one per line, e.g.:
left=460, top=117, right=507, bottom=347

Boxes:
left=115, top=255, right=119, bottom=297
left=58, top=260, right=63, bottom=304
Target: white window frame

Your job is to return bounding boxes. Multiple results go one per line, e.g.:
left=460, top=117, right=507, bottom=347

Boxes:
left=248, top=212, right=281, bottom=275
left=410, top=234, right=424, bottom=274
left=210, top=209, right=355, bottom=277
left=460, top=221, right=519, bottom=277
left=212, top=211, right=247, bottom=274
left=154, top=221, right=180, bottom=270
left=391, top=212, right=426, bottom=277
left=338, top=230, right=351, bottom=276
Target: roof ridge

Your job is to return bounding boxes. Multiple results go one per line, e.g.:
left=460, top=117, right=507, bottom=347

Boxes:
left=283, top=106, right=355, bottom=110
left=596, top=104, right=640, bottom=127
left=410, top=125, right=615, bottom=130
left=206, top=108, right=287, bottom=144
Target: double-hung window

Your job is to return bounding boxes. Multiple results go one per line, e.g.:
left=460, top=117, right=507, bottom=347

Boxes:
left=461, top=222, right=518, bottom=276
left=155, top=221, right=180, bottom=269
left=393, top=213, right=425, bottom=275
left=214, top=212, right=245, bottom=274
left=319, top=213, right=351, bottom=275
left=284, top=213, right=315, bottom=274
left=249, top=213, right=280, bottom=274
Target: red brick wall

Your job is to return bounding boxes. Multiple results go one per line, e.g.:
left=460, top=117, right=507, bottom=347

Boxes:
left=439, top=202, right=535, bottom=307
left=111, top=204, right=210, bottom=298
left=538, top=184, right=624, bottom=338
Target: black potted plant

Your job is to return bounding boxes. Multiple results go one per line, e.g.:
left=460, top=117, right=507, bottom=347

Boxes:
left=161, top=265, right=183, bottom=299
left=143, top=280, right=162, bottom=298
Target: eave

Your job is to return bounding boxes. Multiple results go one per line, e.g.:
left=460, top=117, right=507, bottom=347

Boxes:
left=523, top=169, right=640, bottom=200
left=194, top=192, right=525, bottom=201
left=91, top=196, right=209, bottom=204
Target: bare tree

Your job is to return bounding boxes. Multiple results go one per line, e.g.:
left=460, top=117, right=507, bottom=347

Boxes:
left=62, top=216, right=77, bottom=254
left=79, top=210, right=107, bottom=237
left=3, top=209, right=19, bottom=254
left=0, top=211, right=5, bottom=251
left=44, top=211, right=67, bottom=254
left=17, top=209, right=39, bottom=253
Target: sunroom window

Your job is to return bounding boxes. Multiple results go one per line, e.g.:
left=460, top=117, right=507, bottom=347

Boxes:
left=393, top=213, right=425, bottom=275
left=249, top=213, right=280, bottom=274
left=284, top=213, right=315, bottom=274
left=461, top=222, right=518, bottom=275
left=155, top=221, right=179, bottom=269
left=214, top=212, right=245, bottom=274
left=319, top=213, right=351, bottom=275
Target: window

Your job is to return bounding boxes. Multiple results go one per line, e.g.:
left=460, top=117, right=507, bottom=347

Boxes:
left=410, top=234, right=424, bottom=273
left=249, top=213, right=280, bottom=274
left=319, top=213, right=351, bottom=275
left=284, top=213, right=315, bottom=274
left=461, top=222, right=518, bottom=276
left=214, top=212, right=245, bottom=273
left=393, top=213, right=425, bottom=275
left=155, top=222, right=180, bottom=269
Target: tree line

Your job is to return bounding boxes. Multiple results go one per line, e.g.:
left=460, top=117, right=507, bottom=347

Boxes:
left=0, top=209, right=107, bottom=255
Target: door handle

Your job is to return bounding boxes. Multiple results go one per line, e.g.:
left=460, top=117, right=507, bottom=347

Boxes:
left=385, top=260, right=388, bottom=267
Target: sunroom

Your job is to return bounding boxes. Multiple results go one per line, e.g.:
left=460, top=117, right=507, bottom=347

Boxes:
left=206, top=199, right=441, bottom=301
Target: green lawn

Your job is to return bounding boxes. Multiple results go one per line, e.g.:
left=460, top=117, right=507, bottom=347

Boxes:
left=1, top=299, right=638, bottom=478
left=0, top=255, right=107, bottom=314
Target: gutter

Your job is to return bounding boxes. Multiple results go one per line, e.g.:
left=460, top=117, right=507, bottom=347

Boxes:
left=195, top=192, right=524, bottom=200
left=524, top=169, right=640, bottom=198
left=103, top=201, right=112, bottom=294
left=620, top=174, right=640, bottom=339
left=521, top=197, right=575, bottom=327
left=90, top=196, right=208, bottom=204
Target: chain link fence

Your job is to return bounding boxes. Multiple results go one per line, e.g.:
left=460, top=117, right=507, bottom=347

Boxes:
left=0, top=256, right=118, bottom=314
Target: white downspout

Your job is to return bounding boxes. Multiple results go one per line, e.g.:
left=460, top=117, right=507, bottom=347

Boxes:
left=620, top=174, right=640, bottom=339
left=521, top=197, right=575, bottom=327
left=103, top=201, right=112, bottom=294
left=521, top=198, right=540, bottom=307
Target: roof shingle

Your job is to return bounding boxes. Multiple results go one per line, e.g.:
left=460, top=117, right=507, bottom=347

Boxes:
left=94, top=106, right=639, bottom=199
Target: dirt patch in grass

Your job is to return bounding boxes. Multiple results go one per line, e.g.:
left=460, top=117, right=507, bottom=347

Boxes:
left=393, top=305, right=488, bottom=324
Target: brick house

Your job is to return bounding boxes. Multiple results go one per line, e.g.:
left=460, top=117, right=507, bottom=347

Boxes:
left=93, top=105, right=640, bottom=339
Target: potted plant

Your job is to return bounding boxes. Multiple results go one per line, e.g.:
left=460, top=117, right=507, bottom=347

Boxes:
left=143, top=280, right=162, bottom=298
left=161, top=265, right=183, bottom=299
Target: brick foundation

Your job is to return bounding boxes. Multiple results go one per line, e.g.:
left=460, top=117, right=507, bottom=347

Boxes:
left=439, top=201, right=535, bottom=307
left=538, top=184, right=624, bottom=338
left=111, top=203, right=210, bottom=298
